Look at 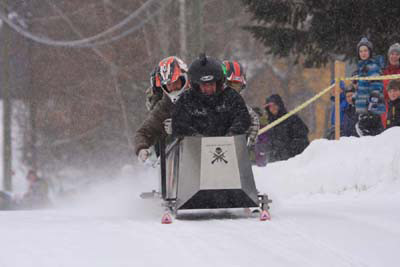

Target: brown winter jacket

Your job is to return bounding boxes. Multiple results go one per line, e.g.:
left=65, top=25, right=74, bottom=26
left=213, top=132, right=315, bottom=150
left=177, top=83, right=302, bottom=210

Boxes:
left=134, top=95, right=174, bottom=155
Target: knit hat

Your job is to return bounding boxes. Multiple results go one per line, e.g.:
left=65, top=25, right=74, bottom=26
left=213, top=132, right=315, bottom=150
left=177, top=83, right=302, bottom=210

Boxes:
left=357, top=37, right=373, bottom=53
left=388, top=43, right=400, bottom=56
left=345, top=84, right=356, bottom=94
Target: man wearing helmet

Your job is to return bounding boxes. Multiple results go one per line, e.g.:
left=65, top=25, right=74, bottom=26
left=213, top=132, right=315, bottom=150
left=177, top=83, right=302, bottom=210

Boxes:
left=223, top=60, right=259, bottom=146
left=135, top=56, right=189, bottom=163
left=171, top=54, right=251, bottom=137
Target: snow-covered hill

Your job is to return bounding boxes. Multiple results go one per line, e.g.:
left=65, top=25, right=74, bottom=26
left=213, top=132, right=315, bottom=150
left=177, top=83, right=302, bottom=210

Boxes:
left=1, top=128, right=400, bottom=267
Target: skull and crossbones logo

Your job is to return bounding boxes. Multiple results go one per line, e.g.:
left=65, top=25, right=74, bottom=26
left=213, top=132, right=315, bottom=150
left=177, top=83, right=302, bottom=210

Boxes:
left=211, top=147, right=228, bottom=164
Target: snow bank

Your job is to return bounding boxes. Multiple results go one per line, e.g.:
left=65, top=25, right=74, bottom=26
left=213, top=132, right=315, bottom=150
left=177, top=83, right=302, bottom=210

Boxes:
left=254, top=127, right=400, bottom=201
left=56, top=127, right=400, bottom=219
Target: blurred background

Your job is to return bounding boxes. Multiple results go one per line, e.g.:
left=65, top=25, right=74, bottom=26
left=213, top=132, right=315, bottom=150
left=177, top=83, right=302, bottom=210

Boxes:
left=1, top=0, right=398, bottom=188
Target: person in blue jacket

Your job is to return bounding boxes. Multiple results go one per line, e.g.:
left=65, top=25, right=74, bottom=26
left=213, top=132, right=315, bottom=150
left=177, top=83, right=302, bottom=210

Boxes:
left=330, top=80, right=348, bottom=127
left=341, top=86, right=359, bottom=137
left=354, top=37, right=385, bottom=136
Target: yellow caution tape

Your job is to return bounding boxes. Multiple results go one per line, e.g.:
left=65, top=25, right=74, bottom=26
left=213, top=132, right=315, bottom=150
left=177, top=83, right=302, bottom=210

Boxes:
left=258, top=73, right=400, bottom=136
left=258, top=84, right=335, bottom=135
left=336, top=73, right=400, bottom=81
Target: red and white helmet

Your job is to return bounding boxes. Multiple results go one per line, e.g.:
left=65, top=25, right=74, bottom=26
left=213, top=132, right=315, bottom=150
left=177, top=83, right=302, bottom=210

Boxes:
left=156, top=56, right=188, bottom=103
left=223, top=60, right=246, bottom=91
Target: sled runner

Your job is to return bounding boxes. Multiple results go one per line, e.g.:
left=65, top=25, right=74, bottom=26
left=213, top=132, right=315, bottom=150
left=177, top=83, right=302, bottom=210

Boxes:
left=142, top=135, right=272, bottom=223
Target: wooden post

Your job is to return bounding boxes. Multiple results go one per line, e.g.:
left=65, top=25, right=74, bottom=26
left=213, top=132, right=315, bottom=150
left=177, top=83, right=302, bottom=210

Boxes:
left=334, top=61, right=345, bottom=140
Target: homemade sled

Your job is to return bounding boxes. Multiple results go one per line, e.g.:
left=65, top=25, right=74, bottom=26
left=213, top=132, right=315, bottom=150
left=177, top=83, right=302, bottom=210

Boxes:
left=142, top=135, right=272, bottom=223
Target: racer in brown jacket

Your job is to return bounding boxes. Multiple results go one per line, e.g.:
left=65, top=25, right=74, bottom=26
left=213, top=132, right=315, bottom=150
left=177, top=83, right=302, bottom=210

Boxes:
left=135, top=56, right=189, bottom=163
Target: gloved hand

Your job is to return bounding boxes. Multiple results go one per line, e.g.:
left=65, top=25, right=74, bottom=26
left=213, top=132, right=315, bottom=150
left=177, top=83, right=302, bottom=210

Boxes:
left=163, top=118, right=172, bottom=135
left=138, top=149, right=150, bottom=163
left=368, top=91, right=382, bottom=112
left=247, top=137, right=256, bottom=147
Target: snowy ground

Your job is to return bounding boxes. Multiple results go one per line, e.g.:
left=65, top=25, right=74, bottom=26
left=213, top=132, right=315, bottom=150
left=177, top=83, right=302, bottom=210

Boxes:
left=1, top=128, right=400, bottom=267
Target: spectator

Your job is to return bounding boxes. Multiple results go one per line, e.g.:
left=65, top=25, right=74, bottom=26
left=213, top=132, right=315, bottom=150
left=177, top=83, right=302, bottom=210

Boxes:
left=354, top=37, right=385, bottom=136
left=386, top=79, right=400, bottom=129
left=341, top=85, right=359, bottom=137
left=324, top=80, right=348, bottom=139
left=259, top=94, right=309, bottom=163
left=330, top=80, right=348, bottom=128
left=21, top=170, right=50, bottom=209
left=382, top=43, right=400, bottom=127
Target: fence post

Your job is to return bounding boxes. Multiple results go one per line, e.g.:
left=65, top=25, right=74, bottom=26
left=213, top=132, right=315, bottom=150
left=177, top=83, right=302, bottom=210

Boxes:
left=334, top=61, right=345, bottom=140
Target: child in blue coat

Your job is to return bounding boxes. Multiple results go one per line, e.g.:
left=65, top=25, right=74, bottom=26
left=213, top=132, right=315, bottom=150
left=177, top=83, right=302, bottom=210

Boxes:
left=354, top=37, right=385, bottom=136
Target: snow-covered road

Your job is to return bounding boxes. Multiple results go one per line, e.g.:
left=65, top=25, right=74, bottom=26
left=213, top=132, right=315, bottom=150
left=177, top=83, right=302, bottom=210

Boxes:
left=1, top=193, right=399, bottom=267
left=1, top=128, right=400, bottom=267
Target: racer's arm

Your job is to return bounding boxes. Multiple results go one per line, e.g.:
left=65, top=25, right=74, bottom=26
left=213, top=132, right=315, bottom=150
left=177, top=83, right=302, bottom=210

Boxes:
left=226, top=90, right=251, bottom=135
left=134, top=96, right=172, bottom=155
left=246, top=106, right=260, bottom=146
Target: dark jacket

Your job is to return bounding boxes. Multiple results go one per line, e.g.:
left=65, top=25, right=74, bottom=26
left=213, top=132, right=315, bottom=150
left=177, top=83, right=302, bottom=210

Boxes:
left=134, top=95, right=174, bottom=155
left=386, top=98, right=400, bottom=129
left=261, top=94, right=309, bottom=162
left=341, top=104, right=359, bottom=137
left=171, top=87, right=251, bottom=137
left=330, top=93, right=348, bottom=126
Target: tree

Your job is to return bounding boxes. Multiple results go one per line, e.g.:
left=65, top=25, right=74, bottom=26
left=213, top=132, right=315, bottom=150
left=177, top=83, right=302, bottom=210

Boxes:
left=241, top=0, right=400, bottom=67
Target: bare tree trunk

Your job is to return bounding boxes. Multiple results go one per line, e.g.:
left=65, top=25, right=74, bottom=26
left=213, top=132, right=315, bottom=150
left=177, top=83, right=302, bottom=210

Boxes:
left=103, top=1, right=135, bottom=154
left=29, top=71, right=38, bottom=170
left=111, top=66, right=134, bottom=153
left=158, top=9, right=170, bottom=57
left=179, top=0, right=187, bottom=60
left=190, top=0, right=204, bottom=58
left=281, top=58, right=296, bottom=105
left=1, top=0, right=13, bottom=191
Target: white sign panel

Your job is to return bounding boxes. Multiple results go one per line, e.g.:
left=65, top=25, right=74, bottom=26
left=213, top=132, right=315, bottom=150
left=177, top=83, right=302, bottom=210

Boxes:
left=200, top=136, right=241, bottom=189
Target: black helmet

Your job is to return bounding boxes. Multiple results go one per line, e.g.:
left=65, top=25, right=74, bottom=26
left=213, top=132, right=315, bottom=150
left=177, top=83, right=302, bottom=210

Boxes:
left=188, top=53, right=225, bottom=93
